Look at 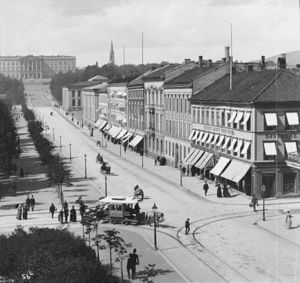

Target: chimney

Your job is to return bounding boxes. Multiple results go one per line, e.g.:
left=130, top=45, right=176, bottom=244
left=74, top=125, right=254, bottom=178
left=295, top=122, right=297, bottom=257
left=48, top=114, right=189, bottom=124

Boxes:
left=208, top=59, right=212, bottom=66
left=261, top=56, right=265, bottom=69
left=225, top=46, right=230, bottom=61
left=198, top=56, right=203, bottom=67
left=277, top=56, right=286, bottom=69
left=222, top=57, right=226, bottom=63
left=184, top=58, right=191, bottom=65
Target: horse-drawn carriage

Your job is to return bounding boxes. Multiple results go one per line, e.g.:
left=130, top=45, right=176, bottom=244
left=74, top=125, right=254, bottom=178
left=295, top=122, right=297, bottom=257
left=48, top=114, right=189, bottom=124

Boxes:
left=101, top=162, right=111, bottom=174
left=98, top=196, right=144, bottom=225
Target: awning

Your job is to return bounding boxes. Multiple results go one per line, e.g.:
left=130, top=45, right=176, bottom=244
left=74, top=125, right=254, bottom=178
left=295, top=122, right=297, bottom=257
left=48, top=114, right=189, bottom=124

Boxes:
left=222, top=137, right=230, bottom=149
left=99, top=121, right=107, bottom=130
left=122, top=132, right=133, bottom=143
left=115, top=129, right=127, bottom=140
left=94, top=119, right=102, bottom=127
left=241, top=141, right=250, bottom=155
left=183, top=149, right=199, bottom=166
left=234, top=112, right=243, bottom=124
left=111, top=128, right=122, bottom=139
left=264, top=142, right=277, bottom=156
left=286, top=112, right=299, bottom=126
left=103, top=124, right=111, bottom=132
left=264, top=113, right=278, bottom=126
left=188, top=130, right=196, bottom=140
left=285, top=142, right=298, bottom=153
left=228, top=138, right=237, bottom=151
left=206, top=134, right=214, bottom=144
left=211, top=135, right=219, bottom=145
left=228, top=111, right=237, bottom=123
left=221, top=160, right=251, bottom=183
left=241, top=112, right=251, bottom=125
left=129, top=135, right=143, bottom=147
left=192, top=131, right=200, bottom=141
left=201, top=133, right=209, bottom=143
left=183, top=148, right=196, bottom=163
left=189, top=150, right=204, bottom=166
left=195, top=152, right=214, bottom=169
left=216, top=136, right=225, bottom=146
left=234, top=140, right=243, bottom=153
left=108, top=126, right=118, bottom=136
left=210, top=156, right=231, bottom=176
left=196, top=132, right=204, bottom=142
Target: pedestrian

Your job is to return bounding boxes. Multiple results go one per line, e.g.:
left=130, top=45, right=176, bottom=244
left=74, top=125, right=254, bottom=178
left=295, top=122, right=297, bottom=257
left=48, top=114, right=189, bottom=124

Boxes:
left=30, top=195, right=35, bottom=211
left=186, top=165, right=190, bottom=176
left=154, top=157, right=157, bottom=166
left=222, top=186, right=230, bottom=198
left=286, top=211, right=293, bottom=229
left=79, top=202, right=86, bottom=220
left=185, top=218, right=190, bottom=235
left=134, top=202, right=140, bottom=214
left=23, top=204, right=28, bottom=220
left=251, top=194, right=258, bottom=212
left=20, top=167, right=24, bottom=177
left=127, top=249, right=139, bottom=279
left=217, top=184, right=222, bottom=198
left=63, top=201, right=68, bottom=211
left=64, top=207, right=69, bottom=223
left=70, top=206, right=77, bottom=222
left=25, top=195, right=31, bottom=208
left=12, top=181, right=17, bottom=195
left=49, top=203, right=56, bottom=218
left=58, top=209, right=64, bottom=224
left=16, top=204, right=22, bottom=220
left=203, top=181, right=209, bottom=196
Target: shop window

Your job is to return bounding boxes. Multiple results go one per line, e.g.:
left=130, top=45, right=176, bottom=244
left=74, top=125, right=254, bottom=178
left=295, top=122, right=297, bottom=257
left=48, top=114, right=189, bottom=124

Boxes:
left=283, top=172, right=296, bottom=194
left=262, top=174, right=275, bottom=198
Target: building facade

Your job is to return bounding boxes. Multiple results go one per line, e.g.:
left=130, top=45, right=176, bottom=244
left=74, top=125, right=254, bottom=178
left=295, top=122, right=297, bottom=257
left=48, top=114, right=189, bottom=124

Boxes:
left=190, top=63, right=300, bottom=198
left=0, top=55, right=76, bottom=80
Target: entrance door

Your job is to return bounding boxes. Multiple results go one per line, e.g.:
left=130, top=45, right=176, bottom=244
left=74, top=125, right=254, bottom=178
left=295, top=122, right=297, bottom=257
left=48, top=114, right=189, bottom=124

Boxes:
left=262, top=174, right=276, bottom=198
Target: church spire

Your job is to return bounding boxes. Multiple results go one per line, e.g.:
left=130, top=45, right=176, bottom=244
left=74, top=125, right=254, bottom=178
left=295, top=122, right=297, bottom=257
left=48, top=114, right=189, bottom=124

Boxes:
left=109, top=40, right=115, bottom=65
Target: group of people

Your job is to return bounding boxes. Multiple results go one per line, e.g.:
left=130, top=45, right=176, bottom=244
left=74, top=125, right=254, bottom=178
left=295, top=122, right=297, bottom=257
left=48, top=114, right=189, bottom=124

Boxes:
left=49, top=201, right=78, bottom=224
left=216, top=183, right=231, bottom=198
left=16, top=195, right=36, bottom=220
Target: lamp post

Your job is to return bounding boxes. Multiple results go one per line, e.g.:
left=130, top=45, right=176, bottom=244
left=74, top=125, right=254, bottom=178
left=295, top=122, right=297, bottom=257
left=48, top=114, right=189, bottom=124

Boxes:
left=69, top=143, right=72, bottom=162
left=261, top=184, right=266, bottom=221
left=84, top=154, right=87, bottom=179
left=152, top=202, right=158, bottom=250
left=59, top=136, right=62, bottom=151
left=179, top=160, right=183, bottom=186
left=140, top=149, right=144, bottom=167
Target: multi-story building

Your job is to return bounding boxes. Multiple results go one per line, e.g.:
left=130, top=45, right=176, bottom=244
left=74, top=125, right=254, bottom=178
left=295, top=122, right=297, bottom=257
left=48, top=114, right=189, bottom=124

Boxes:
left=0, top=55, right=76, bottom=80
left=107, top=82, right=127, bottom=127
left=190, top=58, right=300, bottom=198
left=143, top=62, right=197, bottom=156
left=163, top=56, right=230, bottom=167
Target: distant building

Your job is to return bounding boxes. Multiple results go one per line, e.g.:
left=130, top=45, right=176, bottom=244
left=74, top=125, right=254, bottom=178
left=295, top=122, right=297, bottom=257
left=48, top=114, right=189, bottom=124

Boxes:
left=109, top=41, right=115, bottom=65
left=0, top=55, right=76, bottom=80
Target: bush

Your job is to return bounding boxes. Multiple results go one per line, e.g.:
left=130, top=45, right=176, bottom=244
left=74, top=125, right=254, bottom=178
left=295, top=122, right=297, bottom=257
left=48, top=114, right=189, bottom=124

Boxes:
left=0, top=227, right=118, bottom=282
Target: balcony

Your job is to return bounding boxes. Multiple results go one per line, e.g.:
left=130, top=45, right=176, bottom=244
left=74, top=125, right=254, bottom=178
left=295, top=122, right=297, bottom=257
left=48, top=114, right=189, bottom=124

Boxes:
left=286, top=152, right=300, bottom=169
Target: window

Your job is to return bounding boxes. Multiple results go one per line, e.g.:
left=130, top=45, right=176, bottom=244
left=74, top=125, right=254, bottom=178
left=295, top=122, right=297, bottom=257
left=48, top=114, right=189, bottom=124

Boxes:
left=211, top=110, right=215, bottom=125
left=221, top=111, right=225, bottom=126
left=284, top=141, right=298, bottom=158
left=264, top=113, right=278, bottom=131
left=202, top=107, right=205, bottom=123
left=263, top=142, right=277, bottom=160
left=206, top=108, right=209, bottom=124
left=193, top=108, right=196, bottom=122
left=197, top=108, right=200, bottom=122
left=285, top=112, right=299, bottom=130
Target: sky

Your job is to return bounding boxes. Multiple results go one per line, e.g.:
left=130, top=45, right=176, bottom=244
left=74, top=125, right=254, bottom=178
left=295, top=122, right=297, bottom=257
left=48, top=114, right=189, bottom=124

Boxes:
left=0, top=0, right=300, bottom=67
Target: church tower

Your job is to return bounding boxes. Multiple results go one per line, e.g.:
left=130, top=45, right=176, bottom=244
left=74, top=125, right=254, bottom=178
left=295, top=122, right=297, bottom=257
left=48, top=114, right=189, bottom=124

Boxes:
left=109, top=40, right=115, bottom=65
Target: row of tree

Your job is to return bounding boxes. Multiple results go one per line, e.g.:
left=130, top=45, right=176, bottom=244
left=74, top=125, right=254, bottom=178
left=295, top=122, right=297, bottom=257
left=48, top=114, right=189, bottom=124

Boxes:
left=49, top=62, right=166, bottom=103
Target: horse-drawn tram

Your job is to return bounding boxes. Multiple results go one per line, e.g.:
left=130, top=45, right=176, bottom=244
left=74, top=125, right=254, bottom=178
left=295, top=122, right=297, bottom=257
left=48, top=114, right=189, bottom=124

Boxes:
left=99, top=196, right=144, bottom=225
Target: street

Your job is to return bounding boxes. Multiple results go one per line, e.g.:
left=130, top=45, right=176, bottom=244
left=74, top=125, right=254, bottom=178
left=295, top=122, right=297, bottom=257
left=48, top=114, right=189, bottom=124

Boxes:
left=1, top=82, right=300, bottom=283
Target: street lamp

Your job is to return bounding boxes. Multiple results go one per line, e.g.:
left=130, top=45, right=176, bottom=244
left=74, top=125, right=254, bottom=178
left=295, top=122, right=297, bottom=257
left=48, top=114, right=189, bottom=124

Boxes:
left=59, top=136, right=62, bottom=151
left=152, top=202, right=158, bottom=250
left=261, top=184, right=266, bottom=221
left=119, top=140, right=122, bottom=157
left=140, top=149, right=144, bottom=167
left=69, top=143, right=72, bottom=162
left=84, top=153, right=87, bottom=178
left=179, top=160, right=183, bottom=186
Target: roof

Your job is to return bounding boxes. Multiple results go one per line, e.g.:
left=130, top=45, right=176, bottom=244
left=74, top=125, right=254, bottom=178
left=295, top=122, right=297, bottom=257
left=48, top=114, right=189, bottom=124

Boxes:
left=164, top=65, right=219, bottom=88
left=66, top=80, right=105, bottom=88
left=142, top=64, right=178, bottom=81
left=88, top=75, right=108, bottom=82
left=108, top=82, right=128, bottom=87
left=191, top=69, right=300, bottom=104
left=99, top=196, right=138, bottom=205
left=127, top=70, right=152, bottom=87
